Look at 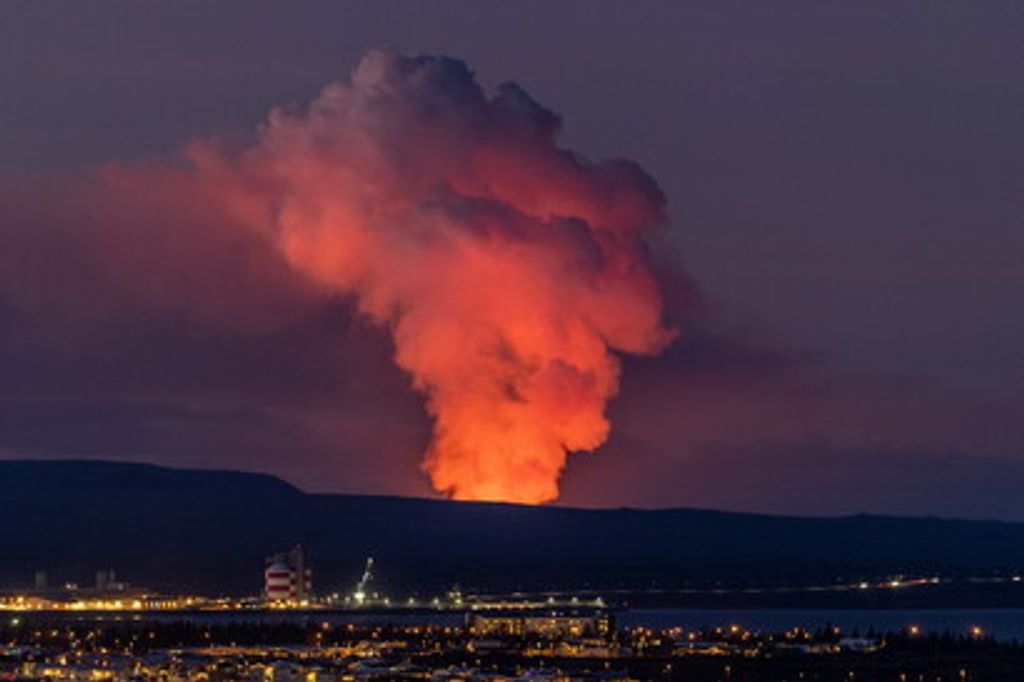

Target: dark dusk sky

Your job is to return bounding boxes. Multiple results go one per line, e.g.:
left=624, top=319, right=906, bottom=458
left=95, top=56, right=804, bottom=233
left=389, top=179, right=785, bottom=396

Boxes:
left=1, top=1, right=1023, bottom=517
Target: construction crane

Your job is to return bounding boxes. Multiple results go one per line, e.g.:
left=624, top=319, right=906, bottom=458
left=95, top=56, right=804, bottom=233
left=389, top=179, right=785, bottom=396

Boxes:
left=353, top=557, right=374, bottom=605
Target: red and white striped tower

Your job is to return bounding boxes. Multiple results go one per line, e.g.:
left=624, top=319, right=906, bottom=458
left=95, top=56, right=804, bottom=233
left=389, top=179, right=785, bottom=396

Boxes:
left=264, top=561, right=295, bottom=601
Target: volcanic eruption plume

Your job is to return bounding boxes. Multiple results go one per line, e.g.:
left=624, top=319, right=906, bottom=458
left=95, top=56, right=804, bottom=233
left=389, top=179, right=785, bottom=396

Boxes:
left=167, top=52, right=676, bottom=503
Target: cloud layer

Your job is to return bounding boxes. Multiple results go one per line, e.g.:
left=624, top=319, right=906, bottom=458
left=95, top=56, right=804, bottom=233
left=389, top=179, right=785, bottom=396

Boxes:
left=1, top=45, right=1022, bottom=517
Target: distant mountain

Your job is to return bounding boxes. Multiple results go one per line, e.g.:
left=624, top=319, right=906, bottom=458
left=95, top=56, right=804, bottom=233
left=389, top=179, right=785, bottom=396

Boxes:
left=2, top=460, right=1024, bottom=601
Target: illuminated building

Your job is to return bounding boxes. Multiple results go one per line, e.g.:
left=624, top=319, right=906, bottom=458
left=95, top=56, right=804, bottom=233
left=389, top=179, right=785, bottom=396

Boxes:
left=265, top=562, right=294, bottom=602
left=265, top=545, right=312, bottom=601
left=467, top=610, right=612, bottom=639
left=93, top=569, right=125, bottom=592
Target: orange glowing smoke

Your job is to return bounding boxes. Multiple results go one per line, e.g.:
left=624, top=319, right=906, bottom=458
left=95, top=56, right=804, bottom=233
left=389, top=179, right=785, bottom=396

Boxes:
left=190, top=52, right=675, bottom=503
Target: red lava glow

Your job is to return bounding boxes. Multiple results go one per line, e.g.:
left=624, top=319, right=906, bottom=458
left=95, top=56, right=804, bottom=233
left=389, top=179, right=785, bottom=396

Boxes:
left=123, top=52, right=676, bottom=504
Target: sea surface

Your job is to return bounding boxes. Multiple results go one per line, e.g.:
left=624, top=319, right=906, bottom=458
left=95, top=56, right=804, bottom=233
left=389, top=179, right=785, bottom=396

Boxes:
left=62, top=608, right=1024, bottom=641
left=619, top=608, right=1024, bottom=641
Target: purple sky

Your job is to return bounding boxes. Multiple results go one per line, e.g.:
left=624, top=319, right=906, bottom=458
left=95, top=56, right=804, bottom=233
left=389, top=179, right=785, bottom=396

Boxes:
left=1, top=1, right=1023, bottom=517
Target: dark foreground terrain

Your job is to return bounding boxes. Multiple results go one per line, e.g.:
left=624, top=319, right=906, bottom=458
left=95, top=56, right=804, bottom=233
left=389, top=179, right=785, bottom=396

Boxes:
left=4, top=460, right=1024, bottom=598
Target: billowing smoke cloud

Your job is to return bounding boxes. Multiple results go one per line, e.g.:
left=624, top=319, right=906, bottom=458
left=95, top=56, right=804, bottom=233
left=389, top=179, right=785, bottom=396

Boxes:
left=0, top=52, right=676, bottom=503
left=161, top=52, right=675, bottom=503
